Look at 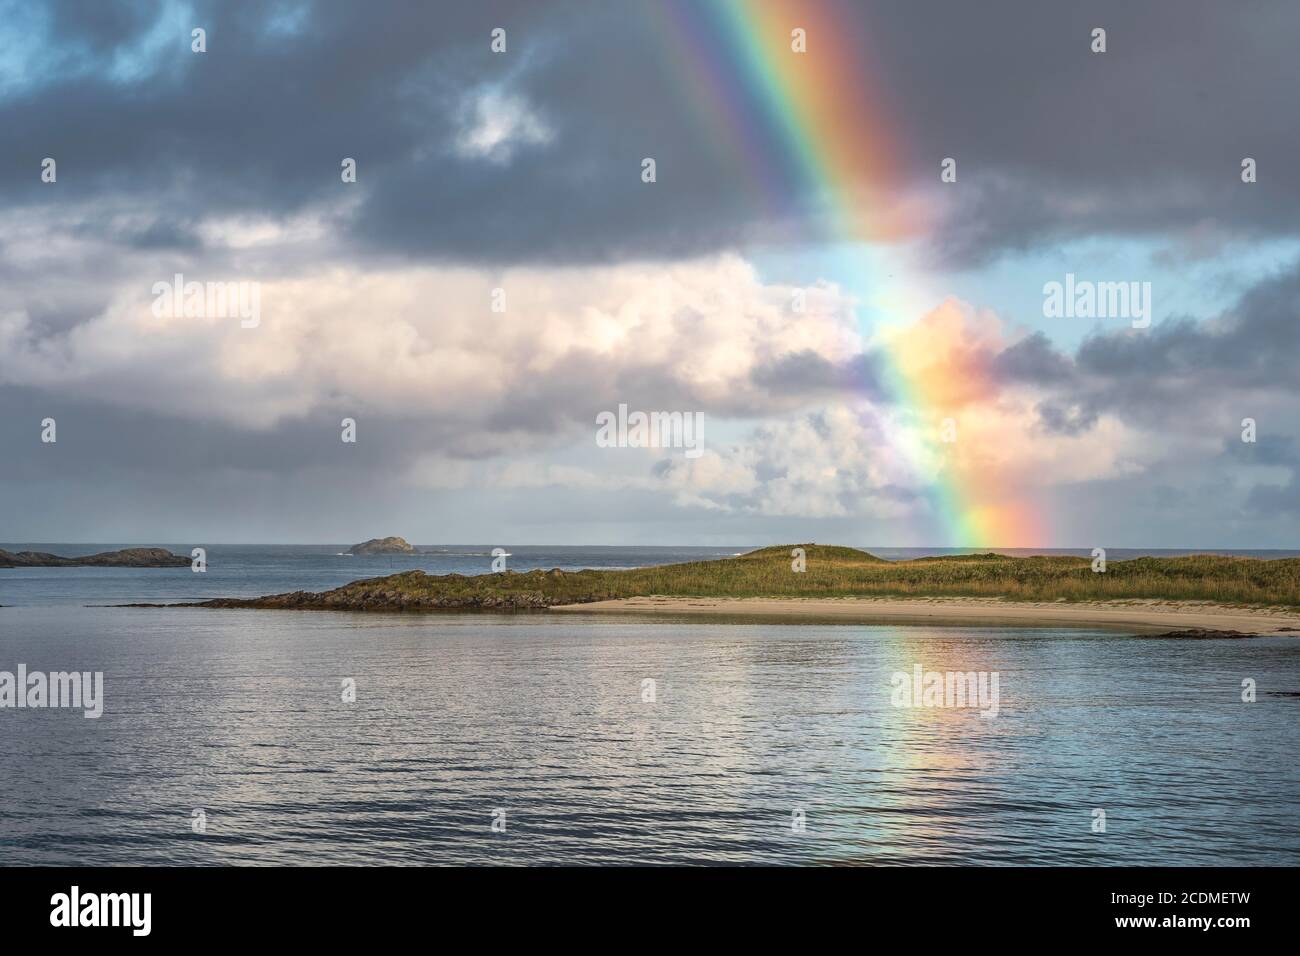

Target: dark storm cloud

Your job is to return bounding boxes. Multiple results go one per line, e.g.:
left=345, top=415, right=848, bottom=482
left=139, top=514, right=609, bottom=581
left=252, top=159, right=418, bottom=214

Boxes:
left=0, top=0, right=799, bottom=266
left=0, top=383, right=491, bottom=480
left=1222, top=435, right=1300, bottom=468
left=1076, top=263, right=1300, bottom=388
left=1033, top=400, right=1099, bottom=437
left=873, top=0, right=1300, bottom=266
left=6, top=0, right=1296, bottom=267
left=990, top=258, right=1300, bottom=435
left=1245, top=472, right=1300, bottom=516
left=990, top=332, right=1076, bottom=386
left=749, top=349, right=886, bottom=398
left=3, top=0, right=508, bottom=224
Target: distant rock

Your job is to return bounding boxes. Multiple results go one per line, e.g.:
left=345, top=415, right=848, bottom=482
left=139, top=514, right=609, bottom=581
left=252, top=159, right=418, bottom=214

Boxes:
left=0, top=547, right=191, bottom=568
left=348, top=536, right=416, bottom=555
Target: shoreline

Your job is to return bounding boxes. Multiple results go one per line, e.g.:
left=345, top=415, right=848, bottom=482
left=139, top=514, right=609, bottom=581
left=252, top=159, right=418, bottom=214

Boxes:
left=549, top=595, right=1300, bottom=633
left=79, top=545, right=1300, bottom=624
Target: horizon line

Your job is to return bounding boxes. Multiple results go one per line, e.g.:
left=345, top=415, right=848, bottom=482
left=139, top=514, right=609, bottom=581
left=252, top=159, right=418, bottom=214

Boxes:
left=3, top=542, right=1297, bottom=552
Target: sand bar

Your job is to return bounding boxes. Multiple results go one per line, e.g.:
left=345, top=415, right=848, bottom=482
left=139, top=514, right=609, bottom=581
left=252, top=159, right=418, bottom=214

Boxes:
left=551, top=595, right=1300, bottom=633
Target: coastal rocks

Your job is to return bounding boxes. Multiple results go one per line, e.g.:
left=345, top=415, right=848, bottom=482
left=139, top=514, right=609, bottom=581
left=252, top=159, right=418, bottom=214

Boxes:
left=195, top=588, right=554, bottom=611
left=1151, top=628, right=1259, bottom=639
left=0, top=547, right=191, bottom=568
left=348, top=537, right=415, bottom=555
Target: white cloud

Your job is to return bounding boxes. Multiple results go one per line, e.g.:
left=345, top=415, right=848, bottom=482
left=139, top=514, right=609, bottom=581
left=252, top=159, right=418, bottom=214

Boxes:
left=454, top=88, right=553, bottom=164
left=0, top=210, right=1263, bottom=527
left=0, top=244, right=861, bottom=439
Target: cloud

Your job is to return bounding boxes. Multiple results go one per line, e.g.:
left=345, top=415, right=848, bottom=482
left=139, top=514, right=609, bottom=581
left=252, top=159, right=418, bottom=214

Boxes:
left=1010, top=261, right=1300, bottom=436
left=5, top=1, right=1300, bottom=545
left=657, top=407, right=922, bottom=518
left=6, top=209, right=1295, bottom=535
left=7, top=1, right=1296, bottom=268
left=0, top=237, right=866, bottom=445
left=454, top=87, right=553, bottom=163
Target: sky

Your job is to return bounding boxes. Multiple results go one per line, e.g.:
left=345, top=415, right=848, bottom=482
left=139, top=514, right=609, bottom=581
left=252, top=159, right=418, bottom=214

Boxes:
left=1, top=0, right=1298, bottom=548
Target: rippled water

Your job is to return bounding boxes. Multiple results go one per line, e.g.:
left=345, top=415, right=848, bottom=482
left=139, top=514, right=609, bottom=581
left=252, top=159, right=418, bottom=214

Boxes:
left=2, top=605, right=1297, bottom=865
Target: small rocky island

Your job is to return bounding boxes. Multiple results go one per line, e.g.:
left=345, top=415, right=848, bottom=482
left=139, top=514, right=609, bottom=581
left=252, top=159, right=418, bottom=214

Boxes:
left=0, top=547, right=191, bottom=568
left=348, top=536, right=416, bottom=555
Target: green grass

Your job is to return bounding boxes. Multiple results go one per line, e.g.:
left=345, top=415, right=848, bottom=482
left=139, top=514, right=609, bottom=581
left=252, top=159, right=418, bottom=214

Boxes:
left=208, top=544, right=1300, bottom=610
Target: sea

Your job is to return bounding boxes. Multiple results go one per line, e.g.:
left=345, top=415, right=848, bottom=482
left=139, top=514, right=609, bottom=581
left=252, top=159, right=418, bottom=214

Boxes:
left=1, top=544, right=1298, bottom=865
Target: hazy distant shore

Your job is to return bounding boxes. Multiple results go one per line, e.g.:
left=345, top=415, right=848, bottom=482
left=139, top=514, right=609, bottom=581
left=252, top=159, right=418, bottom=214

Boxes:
left=0, top=547, right=189, bottom=568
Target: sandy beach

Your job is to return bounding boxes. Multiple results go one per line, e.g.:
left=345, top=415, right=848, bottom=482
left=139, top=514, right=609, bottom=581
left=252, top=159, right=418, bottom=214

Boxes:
left=551, top=595, right=1300, bottom=633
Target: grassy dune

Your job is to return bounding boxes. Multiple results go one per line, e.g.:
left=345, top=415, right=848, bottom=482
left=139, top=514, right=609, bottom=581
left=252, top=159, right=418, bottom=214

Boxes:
left=196, top=544, right=1300, bottom=610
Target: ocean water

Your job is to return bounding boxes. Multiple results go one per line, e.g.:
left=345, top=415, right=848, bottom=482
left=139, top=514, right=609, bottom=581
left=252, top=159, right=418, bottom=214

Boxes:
left=0, top=545, right=745, bottom=608
left=1, top=546, right=1298, bottom=866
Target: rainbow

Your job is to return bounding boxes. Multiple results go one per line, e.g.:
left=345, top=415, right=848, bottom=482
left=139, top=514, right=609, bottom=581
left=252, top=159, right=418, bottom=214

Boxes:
left=648, top=0, right=1046, bottom=547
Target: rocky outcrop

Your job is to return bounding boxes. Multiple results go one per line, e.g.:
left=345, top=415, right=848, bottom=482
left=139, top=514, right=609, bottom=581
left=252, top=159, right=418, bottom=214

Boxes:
left=194, top=590, right=553, bottom=610
left=0, top=547, right=191, bottom=568
left=1151, top=628, right=1259, bottom=639
left=348, top=536, right=416, bottom=555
